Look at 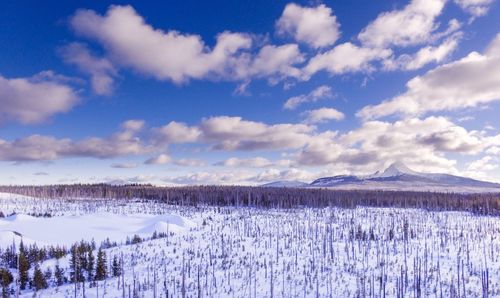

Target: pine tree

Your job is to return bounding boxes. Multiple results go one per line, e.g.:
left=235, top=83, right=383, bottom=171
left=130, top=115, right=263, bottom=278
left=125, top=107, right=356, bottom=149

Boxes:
left=0, top=268, right=13, bottom=298
left=44, top=268, right=52, bottom=286
left=32, top=264, right=48, bottom=291
left=78, top=244, right=88, bottom=282
left=95, top=248, right=107, bottom=281
left=69, top=244, right=84, bottom=283
left=112, top=255, right=121, bottom=277
left=87, top=249, right=95, bottom=282
left=18, top=247, right=30, bottom=290
left=54, top=263, right=65, bottom=286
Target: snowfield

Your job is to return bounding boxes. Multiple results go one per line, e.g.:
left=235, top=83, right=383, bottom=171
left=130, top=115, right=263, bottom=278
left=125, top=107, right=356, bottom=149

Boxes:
left=0, top=192, right=499, bottom=297
left=0, top=212, right=195, bottom=248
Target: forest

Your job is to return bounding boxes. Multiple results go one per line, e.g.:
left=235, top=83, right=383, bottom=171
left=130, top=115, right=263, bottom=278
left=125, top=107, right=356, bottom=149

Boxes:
left=0, top=184, right=498, bottom=215
left=0, top=186, right=498, bottom=297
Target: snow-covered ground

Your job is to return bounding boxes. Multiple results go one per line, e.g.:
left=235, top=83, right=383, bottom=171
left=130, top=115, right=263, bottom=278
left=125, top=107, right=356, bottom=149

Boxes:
left=0, top=212, right=194, bottom=248
left=0, top=192, right=499, bottom=297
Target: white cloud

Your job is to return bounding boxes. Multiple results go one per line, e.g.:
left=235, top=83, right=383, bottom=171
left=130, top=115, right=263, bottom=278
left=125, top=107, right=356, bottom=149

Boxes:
left=166, top=171, right=254, bottom=185
left=297, top=116, right=498, bottom=176
left=153, top=116, right=326, bottom=152
left=302, top=107, right=345, bottom=124
left=144, top=154, right=171, bottom=165
left=215, top=157, right=274, bottom=168
left=166, top=167, right=316, bottom=185
left=276, top=3, right=340, bottom=48
left=454, top=0, right=494, bottom=17
left=121, top=119, right=145, bottom=131
left=71, top=5, right=252, bottom=83
left=284, top=85, right=333, bottom=110
left=303, top=43, right=392, bottom=79
left=384, top=33, right=461, bottom=70
left=70, top=5, right=307, bottom=86
left=200, top=116, right=315, bottom=151
left=358, top=0, right=447, bottom=48
left=101, top=174, right=159, bottom=185
left=0, top=120, right=152, bottom=162
left=111, top=162, right=138, bottom=169
left=0, top=73, right=78, bottom=125
left=153, top=121, right=201, bottom=144
left=246, top=44, right=304, bottom=82
left=60, top=42, right=117, bottom=95
left=467, top=156, right=498, bottom=171
left=254, top=168, right=315, bottom=182
left=174, top=158, right=206, bottom=167
left=358, top=33, right=500, bottom=120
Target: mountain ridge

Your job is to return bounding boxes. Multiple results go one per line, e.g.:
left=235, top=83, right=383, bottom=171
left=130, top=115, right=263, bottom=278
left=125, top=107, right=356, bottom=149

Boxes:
left=263, top=162, right=500, bottom=192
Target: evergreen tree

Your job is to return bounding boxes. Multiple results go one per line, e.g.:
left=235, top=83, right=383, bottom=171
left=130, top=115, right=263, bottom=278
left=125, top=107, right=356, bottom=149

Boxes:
left=54, top=263, right=65, bottom=286
left=95, top=248, right=107, bottom=281
left=112, top=255, right=121, bottom=277
left=69, top=244, right=83, bottom=283
left=87, top=249, right=95, bottom=282
left=78, top=244, right=88, bottom=282
left=32, top=265, right=48, bottom=291
left=0, top=268, right=13, bottom=298
left=3, top=242, right=16, bottom=269
left=18, top=247, right=30, bottom=290
left=44, top=268, right=52, bottom=286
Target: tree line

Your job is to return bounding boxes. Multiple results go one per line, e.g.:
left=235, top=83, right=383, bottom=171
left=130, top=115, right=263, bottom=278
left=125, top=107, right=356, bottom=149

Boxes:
left=0, top=240, right=123, bottom=297
left=0, top=184, right=498, bottom=215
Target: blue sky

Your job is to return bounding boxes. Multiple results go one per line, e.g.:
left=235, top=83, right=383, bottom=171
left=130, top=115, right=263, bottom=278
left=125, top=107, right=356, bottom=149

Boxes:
left=0, top=0, right=499, bottom=185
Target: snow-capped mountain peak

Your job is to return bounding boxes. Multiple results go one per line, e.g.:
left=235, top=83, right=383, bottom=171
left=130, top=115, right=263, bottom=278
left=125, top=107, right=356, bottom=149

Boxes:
left=309, top=161, right=500, bottom=191
left=372, top=162, right=418, bottom=178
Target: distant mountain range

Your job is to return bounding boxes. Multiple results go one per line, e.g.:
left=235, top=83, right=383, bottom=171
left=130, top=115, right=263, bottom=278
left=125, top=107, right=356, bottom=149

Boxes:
left=263, top=162, right=500, bottom=192
left=261, top=180, right=310, bottom=188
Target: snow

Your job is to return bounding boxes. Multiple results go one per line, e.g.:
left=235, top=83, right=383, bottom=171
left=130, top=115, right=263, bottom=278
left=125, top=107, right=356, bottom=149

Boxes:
left=368, top=161, right=418, bottom=178
left=0, top=212, right=195, bottom=248
left=309, top=162, right=500, bottom=191
left=0, top=192, right=499, bottom=297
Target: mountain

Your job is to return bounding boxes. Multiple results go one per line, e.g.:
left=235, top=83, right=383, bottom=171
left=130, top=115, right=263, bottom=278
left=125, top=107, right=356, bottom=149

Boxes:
left=261, top=180, right=309, bottom=188
left=309, top=162, right=500, bottom=192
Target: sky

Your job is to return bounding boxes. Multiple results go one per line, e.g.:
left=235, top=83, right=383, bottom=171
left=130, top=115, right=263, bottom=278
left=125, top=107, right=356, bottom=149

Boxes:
left=0, top=0, right=499, bottom=185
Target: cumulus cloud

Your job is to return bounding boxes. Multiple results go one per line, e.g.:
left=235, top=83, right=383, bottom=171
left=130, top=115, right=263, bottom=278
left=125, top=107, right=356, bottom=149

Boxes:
left=0, top=73, right=79, bottom=125
left=0, top=120, right=152, bottom=162
left=165, top=167, right=316, bottom=185
left=69, top=5, right=307, bottom=86
left=199, top=116, right=315, bottom=151
left=245, top=44, right=304, bottom=82
left=101, top=174, right=158, bottom=185
left=174, top=159, right=206, bottom=167
left=358, top=0, right=446, bottom=48
left=144, top=154, right=171, bottom=165
left=454, top=0, right=494, bottom=17
left=358, top=33, right=500, bottom=120
left=215, top=157, right=274, bottom=168
left=165, top=171, right=254, bottom=185
left=276, top=3, right=340, bottom=48
left=467, top=155, right=498, bottom=171
left=254, top=168, right=316, bottom=182
left=302, top=43, right=392, bottom=79
left=152, top=116, right=325, bottom=152
left=283, top=85, right=333, bottom=110
left=60, top=42, right=117, bottom=95
left=384, top=33, right=461, bottom=70
left=297, top=116, right=498, bottom=175
left=71, top=5, right=252, bottom=83
left=302, top=107, right=345, bottom=124
left=153, top=121, right=201, bottom=144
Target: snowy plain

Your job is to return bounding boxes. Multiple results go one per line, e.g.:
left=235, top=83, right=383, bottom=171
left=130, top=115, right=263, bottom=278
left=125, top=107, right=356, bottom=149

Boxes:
left=0, top=192, right=499, bottom=297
